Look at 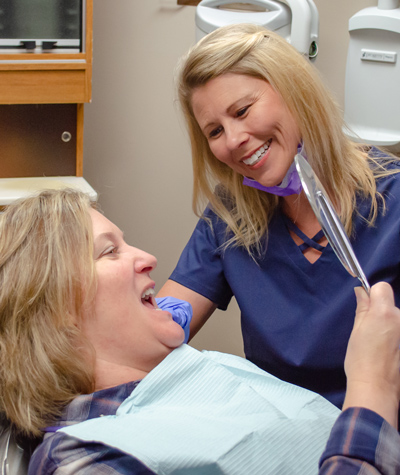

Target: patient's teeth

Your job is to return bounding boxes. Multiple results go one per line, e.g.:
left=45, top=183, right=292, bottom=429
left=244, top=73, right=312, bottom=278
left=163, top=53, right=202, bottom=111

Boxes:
left=141, top=288, right=155, bottom=299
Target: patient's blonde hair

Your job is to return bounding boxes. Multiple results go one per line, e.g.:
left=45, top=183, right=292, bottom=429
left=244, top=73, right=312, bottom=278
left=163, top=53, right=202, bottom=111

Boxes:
left=177, top=23, right=395, bottom=256
left=0, top=189, right=97, bottom=436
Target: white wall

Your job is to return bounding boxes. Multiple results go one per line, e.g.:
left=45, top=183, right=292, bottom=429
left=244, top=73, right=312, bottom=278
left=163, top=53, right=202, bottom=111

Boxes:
left=83, top=0, right=376, bottom=356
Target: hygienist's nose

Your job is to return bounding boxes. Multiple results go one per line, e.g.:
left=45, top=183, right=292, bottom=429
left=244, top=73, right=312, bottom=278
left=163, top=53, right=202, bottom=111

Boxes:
left=225, top=122, right=249, bottom=151
left=134, top=249, right=157, bottom=274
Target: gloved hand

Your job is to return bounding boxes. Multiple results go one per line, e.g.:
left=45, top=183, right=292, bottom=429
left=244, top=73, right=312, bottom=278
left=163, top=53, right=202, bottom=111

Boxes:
left=155, top=297, right=193, bottom=344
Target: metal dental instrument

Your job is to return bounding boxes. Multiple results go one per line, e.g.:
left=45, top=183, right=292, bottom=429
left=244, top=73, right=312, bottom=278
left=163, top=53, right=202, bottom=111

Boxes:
left=294, top=153, right=371, bottom=294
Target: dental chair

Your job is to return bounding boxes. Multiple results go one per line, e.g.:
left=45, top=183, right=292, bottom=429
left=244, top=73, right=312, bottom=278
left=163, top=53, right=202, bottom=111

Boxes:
left=0, top=419, right=40, bottom=475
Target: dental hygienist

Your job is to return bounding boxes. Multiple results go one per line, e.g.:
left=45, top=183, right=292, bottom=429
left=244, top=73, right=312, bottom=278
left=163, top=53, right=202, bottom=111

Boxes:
left=158, top=23, right=400, bottom=412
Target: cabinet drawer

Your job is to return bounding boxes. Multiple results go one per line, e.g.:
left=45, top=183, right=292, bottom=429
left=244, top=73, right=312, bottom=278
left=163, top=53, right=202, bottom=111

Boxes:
left=0, top=69, right=90, bottom=103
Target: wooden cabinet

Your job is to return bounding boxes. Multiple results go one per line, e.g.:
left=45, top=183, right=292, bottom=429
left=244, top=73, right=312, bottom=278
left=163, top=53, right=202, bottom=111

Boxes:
left=0, top=0, right=93, bottom=206
left=177, top=1, right=201, bottom=5
left=0, top=104, right=79, bottom=177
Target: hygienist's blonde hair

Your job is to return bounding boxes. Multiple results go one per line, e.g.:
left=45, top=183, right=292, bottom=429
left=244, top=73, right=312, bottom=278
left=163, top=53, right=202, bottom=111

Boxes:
left=0, top=189, right=96, bottom=436
left=177, top=23, right=394, bottom=256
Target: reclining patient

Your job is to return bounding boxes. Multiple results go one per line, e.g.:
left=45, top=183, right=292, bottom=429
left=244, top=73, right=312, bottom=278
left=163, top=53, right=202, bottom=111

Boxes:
left=0, top=189, right=399, bottom=475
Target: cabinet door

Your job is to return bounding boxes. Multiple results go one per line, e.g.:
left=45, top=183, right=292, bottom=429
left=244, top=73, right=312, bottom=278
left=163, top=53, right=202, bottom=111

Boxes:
left=0, top=104, right=77, bottom=177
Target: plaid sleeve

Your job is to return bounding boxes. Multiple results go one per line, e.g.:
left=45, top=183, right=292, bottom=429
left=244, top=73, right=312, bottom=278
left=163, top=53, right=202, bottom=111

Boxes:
left=29, top=431, right=155, bottom=474
left=319, top=407, right=400, bottom=475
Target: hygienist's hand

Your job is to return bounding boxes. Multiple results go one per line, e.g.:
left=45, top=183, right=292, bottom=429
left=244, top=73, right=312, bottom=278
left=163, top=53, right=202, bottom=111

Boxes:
left=343, top=282, right=400, bottom=428
left=155, top=297, right=193, bottom=344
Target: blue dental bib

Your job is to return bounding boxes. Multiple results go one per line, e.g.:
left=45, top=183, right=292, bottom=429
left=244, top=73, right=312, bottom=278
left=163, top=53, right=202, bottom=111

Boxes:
left=61, top=345, right=339, bottom=474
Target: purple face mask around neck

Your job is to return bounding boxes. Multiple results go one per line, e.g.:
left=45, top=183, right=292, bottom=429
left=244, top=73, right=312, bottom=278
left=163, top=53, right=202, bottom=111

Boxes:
left=242, top=143, right=304, bottom=197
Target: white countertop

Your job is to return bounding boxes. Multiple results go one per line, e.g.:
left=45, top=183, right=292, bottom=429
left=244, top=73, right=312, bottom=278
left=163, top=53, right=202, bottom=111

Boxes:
left=0, top=176, right=97, bottom=205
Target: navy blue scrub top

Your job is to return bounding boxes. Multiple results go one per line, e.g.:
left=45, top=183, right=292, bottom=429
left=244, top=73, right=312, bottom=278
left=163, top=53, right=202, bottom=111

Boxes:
left=169, top=163, right=400, bottom=409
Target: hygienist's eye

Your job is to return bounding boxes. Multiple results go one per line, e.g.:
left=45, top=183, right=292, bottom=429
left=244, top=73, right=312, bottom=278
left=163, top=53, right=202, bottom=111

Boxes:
left=236, top=106, right=249, bottom=117
left=209, top=126, right=223, bottom=139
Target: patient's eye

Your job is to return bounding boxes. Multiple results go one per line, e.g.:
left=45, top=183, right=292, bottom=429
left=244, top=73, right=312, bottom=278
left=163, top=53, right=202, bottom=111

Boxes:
left=100, top=246, right=118, bottom=258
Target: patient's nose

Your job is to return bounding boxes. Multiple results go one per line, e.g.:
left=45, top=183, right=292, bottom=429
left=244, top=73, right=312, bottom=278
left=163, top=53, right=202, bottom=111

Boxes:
left=133, top=248, right=157, bottom=274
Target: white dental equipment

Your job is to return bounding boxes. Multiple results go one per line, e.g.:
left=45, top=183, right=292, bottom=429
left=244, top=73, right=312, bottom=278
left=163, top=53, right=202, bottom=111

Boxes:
left=344, top=0, right=400, bottom=148
left=195, top=0, right=319, bottom=59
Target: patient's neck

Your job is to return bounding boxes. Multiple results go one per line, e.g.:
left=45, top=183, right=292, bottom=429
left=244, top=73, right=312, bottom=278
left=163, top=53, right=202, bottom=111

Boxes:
left=94, top=358, right=150, bottom=391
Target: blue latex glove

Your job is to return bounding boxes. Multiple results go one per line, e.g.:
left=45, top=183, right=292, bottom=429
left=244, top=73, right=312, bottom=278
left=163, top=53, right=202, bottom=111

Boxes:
left=155, top=297, right=193, bottom=344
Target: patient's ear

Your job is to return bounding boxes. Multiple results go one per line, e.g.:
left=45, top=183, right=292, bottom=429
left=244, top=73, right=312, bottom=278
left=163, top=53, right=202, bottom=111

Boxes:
left=76, top=298, right=96, bottom=333
left=67, top=312, right=80, bottom=330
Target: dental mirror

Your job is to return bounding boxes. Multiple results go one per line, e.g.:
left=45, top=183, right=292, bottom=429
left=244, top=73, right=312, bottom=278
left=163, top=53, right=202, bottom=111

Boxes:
left=294, top=154, right=370, bottom=294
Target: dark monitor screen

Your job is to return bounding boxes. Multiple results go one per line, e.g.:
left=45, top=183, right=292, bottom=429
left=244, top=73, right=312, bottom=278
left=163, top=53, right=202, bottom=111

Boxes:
left=0, top=0, right=83, bottom=51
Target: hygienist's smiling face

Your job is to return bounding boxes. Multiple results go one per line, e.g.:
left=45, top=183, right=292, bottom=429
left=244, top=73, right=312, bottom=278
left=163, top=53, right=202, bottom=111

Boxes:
left=81, top=209, right=184, bottom=373
left=191, top=73, right=301, bottom=187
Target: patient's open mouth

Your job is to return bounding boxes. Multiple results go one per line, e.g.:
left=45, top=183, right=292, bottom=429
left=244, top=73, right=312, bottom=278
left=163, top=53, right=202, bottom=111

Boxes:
left=141, top=288, right=156, bottom=308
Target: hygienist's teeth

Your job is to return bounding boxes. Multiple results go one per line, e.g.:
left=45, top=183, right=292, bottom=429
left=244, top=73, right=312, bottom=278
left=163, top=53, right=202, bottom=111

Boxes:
left=243, top=140, right=271, bottom=166
left=244, top=155, right=258, bottom=166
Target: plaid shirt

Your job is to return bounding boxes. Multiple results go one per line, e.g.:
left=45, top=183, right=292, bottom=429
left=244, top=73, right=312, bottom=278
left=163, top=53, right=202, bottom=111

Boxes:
left=28, top=380, right=155, bottom=474
left=29, top=379, right=400, bottom=474
left=319, top=407, right=400, bottom=474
